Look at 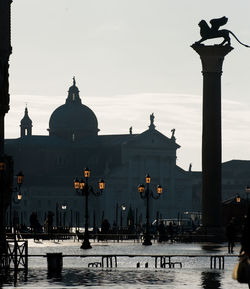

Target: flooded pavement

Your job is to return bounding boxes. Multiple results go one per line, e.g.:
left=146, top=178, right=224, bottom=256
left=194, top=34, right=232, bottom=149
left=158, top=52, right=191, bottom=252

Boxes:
left=0, top=240, right=245, bottom=288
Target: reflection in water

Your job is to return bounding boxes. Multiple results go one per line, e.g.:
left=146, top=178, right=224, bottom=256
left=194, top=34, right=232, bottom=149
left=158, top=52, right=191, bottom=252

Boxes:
left=201, top=271, right=221, bottom=289
left=202, top=244, right=223, bottom=252
left=49, top=269, right=175, bottom=287
left=0, top=268, right=229, bottom=288
left=0, top=270, right=28, bottom=287
left=1, top=268, right=177, bottom=287
left=47, top=271, right=62, bottom=282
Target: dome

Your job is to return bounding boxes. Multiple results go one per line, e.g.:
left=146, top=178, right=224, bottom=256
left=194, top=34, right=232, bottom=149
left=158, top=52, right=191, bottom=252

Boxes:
left=48, top=78, right=99, bottom=141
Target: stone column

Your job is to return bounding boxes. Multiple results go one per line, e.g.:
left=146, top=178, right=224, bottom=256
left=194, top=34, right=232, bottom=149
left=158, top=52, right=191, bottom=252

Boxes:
left=0, top=0, right=12, bottom=255
left=191, top=44, right=233, bottom=232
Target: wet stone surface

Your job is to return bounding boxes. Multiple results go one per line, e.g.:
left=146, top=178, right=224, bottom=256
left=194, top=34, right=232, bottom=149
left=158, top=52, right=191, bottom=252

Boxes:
left=0, top=240, right=244, bottom=288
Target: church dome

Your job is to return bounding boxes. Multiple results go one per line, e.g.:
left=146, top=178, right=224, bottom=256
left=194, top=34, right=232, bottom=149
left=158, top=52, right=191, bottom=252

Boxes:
left=48, top=78, right=99, bottom=141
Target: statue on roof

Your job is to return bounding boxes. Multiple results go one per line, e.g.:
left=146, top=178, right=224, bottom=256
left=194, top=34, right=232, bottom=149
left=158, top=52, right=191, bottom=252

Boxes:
left=129, top=126, right=132, bottom=135
left=150, top=113, right=155, bottom=126
left=171, top=128, right=175, bottom=139
left=149, top=113, right=156, bottom=130
left=194, top=16, right=250, bottom=47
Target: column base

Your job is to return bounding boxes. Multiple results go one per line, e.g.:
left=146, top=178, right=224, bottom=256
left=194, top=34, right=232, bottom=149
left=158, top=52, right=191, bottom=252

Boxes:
left=80, top=235, right=92, bottom=249
left=143, top=235, right=152, bottom=246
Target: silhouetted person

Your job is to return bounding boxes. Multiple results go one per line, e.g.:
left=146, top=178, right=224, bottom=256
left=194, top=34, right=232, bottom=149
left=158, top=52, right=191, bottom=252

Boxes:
left=168, top=222, right=174, bottom=243
left=30, top=212, right=37, bottom=232
left=101, top=219, right=110, bottom=240
left=158, top=221, right=166, bottom=243
left=226, top=218, right=236, bottom=253
left=47, top=211, right=53, bottom=238
left=240, top=207, right=250, bottom=287
left=30, top=212, right=42, bottom=241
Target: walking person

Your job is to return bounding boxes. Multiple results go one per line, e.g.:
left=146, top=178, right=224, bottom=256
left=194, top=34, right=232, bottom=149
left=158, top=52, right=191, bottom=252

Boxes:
left=226, top=218, right=236, bottom=253
left=158, top=221, right=166, bottom=243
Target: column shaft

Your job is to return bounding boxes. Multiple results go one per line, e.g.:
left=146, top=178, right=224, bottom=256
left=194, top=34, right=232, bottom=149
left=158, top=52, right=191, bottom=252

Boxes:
left=192, top=44, right=233, bottom=231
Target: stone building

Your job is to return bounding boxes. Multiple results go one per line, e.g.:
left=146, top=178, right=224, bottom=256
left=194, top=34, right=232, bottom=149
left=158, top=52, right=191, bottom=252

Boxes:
left=5, top=79, right=194, bottom=228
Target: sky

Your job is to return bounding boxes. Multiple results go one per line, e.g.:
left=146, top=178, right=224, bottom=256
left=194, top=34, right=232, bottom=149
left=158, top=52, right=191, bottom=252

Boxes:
left=5, top=0, right=250, bottom=171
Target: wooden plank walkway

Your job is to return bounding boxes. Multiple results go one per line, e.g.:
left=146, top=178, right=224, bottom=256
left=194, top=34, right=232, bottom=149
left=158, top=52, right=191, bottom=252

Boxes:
left=27, top=253, right=239, bottom=270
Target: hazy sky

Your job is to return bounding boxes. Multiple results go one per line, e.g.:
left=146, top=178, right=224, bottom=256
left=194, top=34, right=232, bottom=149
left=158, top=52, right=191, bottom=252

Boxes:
left=5, top=0, right=250, bottom=171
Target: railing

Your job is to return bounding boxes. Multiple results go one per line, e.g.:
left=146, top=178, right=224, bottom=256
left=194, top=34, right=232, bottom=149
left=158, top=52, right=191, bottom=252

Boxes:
left=0, top=240, right=28, bottom=271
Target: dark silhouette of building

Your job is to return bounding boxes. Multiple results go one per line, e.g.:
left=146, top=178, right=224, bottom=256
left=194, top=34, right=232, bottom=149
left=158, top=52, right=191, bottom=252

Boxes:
left=6, top=78, right=250, bottom=229
left=5, top=79, right=195, bottom=227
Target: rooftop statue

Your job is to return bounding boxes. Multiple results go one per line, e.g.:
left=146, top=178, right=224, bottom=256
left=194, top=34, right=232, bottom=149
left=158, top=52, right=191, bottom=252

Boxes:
left=150, top=113, right=155, bottom=126
left=171, top=128, right=175, bottom=139
left=194, top=16, right=250, bottom=47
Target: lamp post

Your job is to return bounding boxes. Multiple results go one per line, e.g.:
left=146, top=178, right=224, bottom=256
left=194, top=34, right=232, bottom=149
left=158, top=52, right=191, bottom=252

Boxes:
left=138, top=174, right=163, bottom=246
left=74, top=168, right=105, bottom=249
left=120, top=204, right=126, bottom=228
left=55, top=202, right=59, bottom=229
left=235, top=193, right=241, bottom=204
left=61, top=204, right=67, bottom=228
left=10, top=172, right=24, bottom=233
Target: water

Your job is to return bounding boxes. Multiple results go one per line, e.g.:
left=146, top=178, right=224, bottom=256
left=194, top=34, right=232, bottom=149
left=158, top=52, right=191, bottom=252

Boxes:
left=0, top=239, right=246, bottom=288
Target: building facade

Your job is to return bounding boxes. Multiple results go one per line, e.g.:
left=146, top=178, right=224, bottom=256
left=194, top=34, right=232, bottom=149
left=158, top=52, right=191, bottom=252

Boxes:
left=6, top=79, right=195, bottom=228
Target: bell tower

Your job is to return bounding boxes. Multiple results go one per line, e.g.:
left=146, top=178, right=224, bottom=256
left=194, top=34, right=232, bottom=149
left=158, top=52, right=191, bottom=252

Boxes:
left=20, top=106, right=32, bottom=137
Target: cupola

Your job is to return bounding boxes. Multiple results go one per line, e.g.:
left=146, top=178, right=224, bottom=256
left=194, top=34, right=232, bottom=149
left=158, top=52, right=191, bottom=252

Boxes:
left=20, top=106, right=32, bottom=137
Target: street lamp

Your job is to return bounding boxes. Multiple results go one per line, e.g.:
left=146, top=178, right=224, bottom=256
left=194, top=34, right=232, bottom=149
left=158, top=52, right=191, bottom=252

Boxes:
left=138, top=174, right=163, bottom=246
left=235, top=193, right=241, bottom=204
left=61, top=204, right=67, bottom=228
left=10, top=172, right=24, bottom=237
left=120, top=204, right=126, bottom=228
left=74, top=168, right=105, bottom=249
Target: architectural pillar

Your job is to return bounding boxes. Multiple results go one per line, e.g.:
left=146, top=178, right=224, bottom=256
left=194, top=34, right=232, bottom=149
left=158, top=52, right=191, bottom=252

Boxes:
left=0, top=0, right=12, bottom=255
left=191, top=44, right=233, bottom=233
left=168, top=156, right=175, bottom=217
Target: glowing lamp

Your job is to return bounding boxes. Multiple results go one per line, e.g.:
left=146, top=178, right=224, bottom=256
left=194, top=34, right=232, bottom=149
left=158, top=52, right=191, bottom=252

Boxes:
left=17, top=171, right=24, bottom=185
left=74, top=178, right=80, bottom=190
left=79, top=179, right=85, bottom=190
left=157, top=185, right=163, bottom=195
left=17, top=191, right=22, bottom=200
left=138, top=184, right=145, bottom=193
left=99, top=179, right=105, bottom=190
left=145, top=174, right=151, bottom=184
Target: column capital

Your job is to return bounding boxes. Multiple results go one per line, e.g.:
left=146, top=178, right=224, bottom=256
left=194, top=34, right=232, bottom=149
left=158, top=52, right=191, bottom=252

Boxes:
left=191, top=44, right=233, bottom=73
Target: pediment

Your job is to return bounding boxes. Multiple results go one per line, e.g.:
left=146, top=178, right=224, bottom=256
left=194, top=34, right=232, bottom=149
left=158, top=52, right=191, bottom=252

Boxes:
left=123, top=129, right=180, bottom=150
